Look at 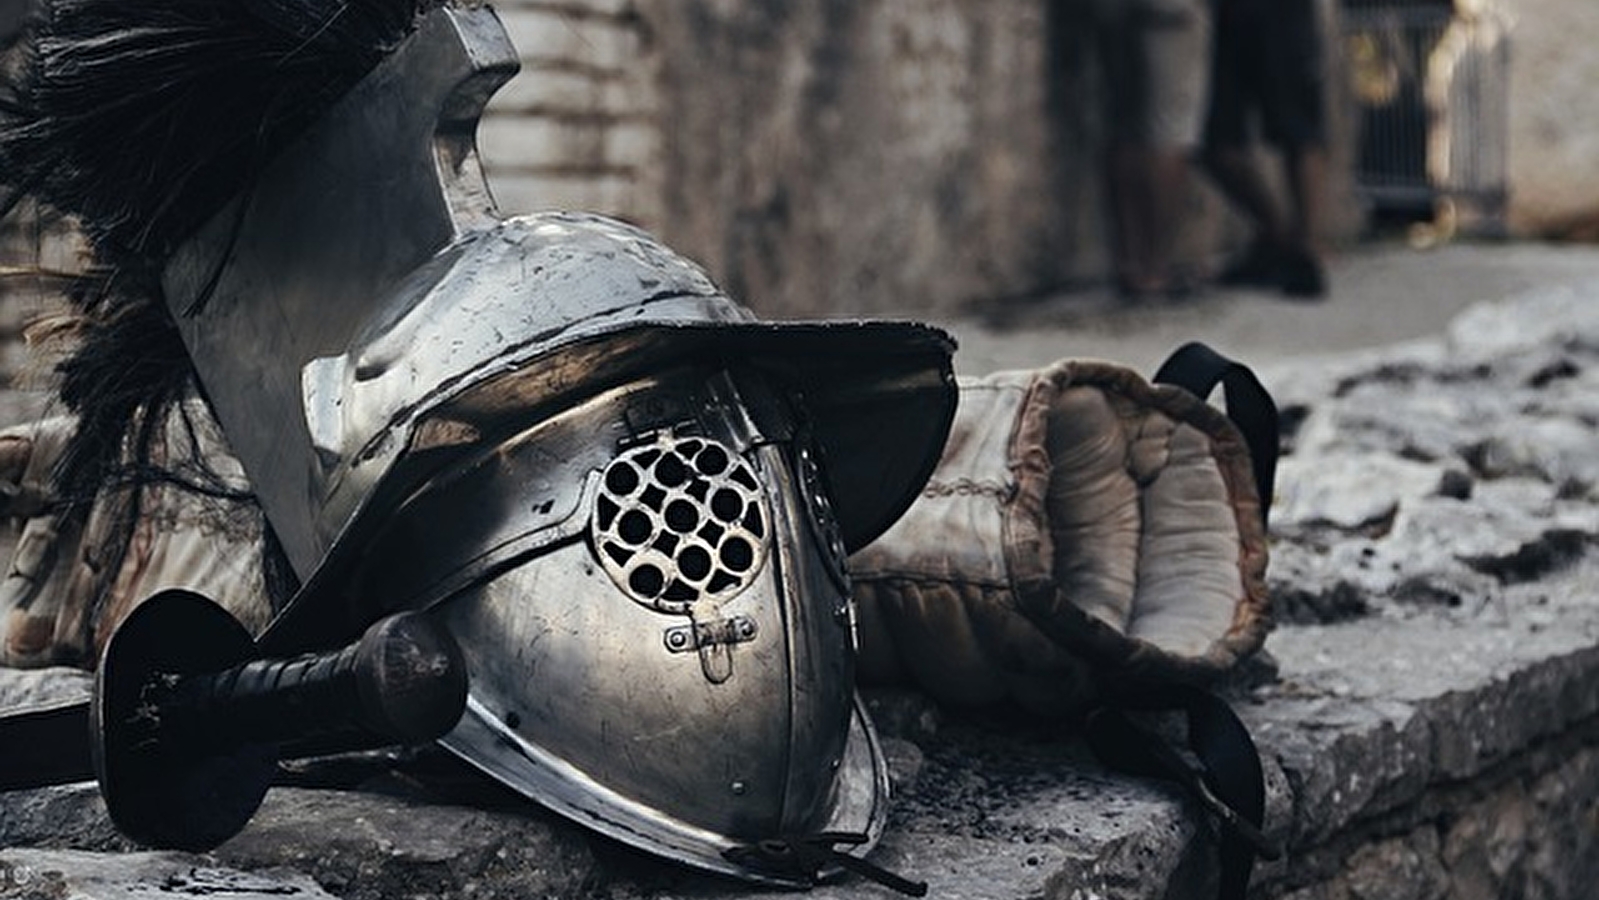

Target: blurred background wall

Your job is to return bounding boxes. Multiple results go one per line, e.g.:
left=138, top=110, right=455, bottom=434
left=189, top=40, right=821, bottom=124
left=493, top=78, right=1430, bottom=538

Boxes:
left=481, top=0, right=1097, bottom=317
left=1502, top=0, right=1599, bottom=238
left=1, top=0, right=1594, bottom=330
left=481, top=0, right=1197, bottom=317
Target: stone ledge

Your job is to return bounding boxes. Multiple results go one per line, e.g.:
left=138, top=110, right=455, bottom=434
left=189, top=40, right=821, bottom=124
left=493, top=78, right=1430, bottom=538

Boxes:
left=0, top=848, right=337, bottom=900
left=2, top=285, right=1596, bottom=899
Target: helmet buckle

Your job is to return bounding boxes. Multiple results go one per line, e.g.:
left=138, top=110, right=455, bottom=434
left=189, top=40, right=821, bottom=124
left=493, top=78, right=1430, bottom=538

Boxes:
left=664, top=604, right=759, bottom=685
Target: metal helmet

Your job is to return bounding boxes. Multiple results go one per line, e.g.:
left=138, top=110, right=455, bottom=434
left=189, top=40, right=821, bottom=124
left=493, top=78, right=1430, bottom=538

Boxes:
left=157, top=6, right=956, bottom=885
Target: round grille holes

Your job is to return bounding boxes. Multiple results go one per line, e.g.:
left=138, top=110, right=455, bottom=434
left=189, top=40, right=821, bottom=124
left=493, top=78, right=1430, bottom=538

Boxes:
left=593, top=436, right=771, bottom=611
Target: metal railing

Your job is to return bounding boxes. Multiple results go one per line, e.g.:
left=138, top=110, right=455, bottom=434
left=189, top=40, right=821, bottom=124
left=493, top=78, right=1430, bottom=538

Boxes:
left=1342, top=2, right=1510, bottom=234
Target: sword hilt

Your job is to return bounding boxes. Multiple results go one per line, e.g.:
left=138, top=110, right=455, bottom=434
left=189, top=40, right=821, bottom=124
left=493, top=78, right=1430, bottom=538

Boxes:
left=94, top=589, right=467, bottom=852
left=156, top=611, right=465, bottom=754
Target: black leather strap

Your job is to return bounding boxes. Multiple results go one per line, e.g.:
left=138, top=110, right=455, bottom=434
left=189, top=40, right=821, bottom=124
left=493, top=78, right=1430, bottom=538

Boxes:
left=1153, top=342, right=1280, bottom=527
left=724, top=832, right=928, bottom=896
left=1139, top=343, right=1283, bottom=897
left=0, top=699, right=96, bottom=789
left=1086, top=684, right=1281, bottom=900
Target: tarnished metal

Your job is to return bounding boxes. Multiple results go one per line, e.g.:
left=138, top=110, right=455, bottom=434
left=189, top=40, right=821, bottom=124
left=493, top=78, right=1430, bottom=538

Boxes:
left=151, top=4, right=956, bottom=885
left=161, top=10, right=954, bottom=593
left=324, top=357, right=886, bottom=866
left=663, top=615, right=760, bottom=656
left=161, top=8, right=521, bottom=578
left=384, top=365, right=888, bottom=878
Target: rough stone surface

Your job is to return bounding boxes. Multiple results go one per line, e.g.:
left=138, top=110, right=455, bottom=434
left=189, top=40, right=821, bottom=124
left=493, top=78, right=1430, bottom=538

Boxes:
left=0, top=848, right=335, bottom=900
left=0, top=784, right=127, bottom=853
left=633, top=0, right=1091, bottom=317
left=1274, top=739, right=1599, bottom=900
left=214, top=788, right=602, bottom=900
left=2, top=279, right=1598, bottom=898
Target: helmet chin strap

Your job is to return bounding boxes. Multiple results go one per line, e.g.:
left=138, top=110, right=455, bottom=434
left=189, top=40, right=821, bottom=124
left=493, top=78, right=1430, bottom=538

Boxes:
left=724, top=832, right=928, bottom=897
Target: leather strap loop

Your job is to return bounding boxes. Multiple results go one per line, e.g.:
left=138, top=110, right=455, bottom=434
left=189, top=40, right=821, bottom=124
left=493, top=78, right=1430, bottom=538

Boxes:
left=1087, top=683, right=1281, bottom=900
left=1153, top=342, right=1280, bottom=527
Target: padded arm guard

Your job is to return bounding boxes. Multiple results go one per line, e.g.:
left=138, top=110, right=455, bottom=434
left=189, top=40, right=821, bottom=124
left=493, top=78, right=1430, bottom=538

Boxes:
left=0, top=405, right=273, bottom=668
left=849, top=358, right=1271, bottom=716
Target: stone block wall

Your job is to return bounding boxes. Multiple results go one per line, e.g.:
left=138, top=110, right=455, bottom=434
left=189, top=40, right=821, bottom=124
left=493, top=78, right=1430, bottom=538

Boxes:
left=478, top=0, right=663, bottom=225
left=9, top=0, right=1593, bottom=320
left=629, top=0, right=1092, bottom=318
left=1501, top=0, right=1599, bottom=236
left=473, top=0, right=1375, bottom=318
left=477, top=0, right=1118, bottom=317
left=0, top=0, right=1357, bottom=322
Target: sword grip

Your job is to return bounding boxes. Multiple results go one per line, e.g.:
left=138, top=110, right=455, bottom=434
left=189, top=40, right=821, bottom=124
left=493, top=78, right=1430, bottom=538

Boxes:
left=158, top=612, right=468, bottom=755
left=95, top=592, right=472, bottom=852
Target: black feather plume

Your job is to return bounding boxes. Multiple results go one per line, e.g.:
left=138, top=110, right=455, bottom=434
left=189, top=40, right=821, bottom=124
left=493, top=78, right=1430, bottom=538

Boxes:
left=3, top=0, right=432, bottom=263
left=0, top=0, right=436, bottom=614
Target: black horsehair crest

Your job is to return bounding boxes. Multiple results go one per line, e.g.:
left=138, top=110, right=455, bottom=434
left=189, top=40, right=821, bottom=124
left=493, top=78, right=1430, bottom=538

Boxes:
left=0, top=0, right=438, bottom=617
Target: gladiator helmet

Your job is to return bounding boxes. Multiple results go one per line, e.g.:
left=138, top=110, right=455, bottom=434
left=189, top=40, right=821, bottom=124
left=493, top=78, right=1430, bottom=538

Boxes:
left=152, top=6, right=955, bottom=884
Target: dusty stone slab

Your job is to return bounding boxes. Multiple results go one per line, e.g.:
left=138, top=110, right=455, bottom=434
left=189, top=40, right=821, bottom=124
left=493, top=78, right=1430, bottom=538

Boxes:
left=1232, top=283, right=1599, bottom=898
left=0, top=783, right=127, bottom=852
left=625, top=717, right=1217, bottom=900
left=0, top=666, right=90, bottom=710
left=1272, top=735, right=1599, bottom=900
left=1248, top=575, right=1599, bottom=850
left=213, top=787, right=601, bottom=900
left=0, top=847, right=335, bottom=899
left=1, top=285, right=1597, bottom=899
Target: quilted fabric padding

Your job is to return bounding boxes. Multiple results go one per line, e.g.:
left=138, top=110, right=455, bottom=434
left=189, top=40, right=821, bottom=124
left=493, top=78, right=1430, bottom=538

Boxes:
left=850, top=359, right=1270, bottom=715
left=0, top=401, right=274, bottom=668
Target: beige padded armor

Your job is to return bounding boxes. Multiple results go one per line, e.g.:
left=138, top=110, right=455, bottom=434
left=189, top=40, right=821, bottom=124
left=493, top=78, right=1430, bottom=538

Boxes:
left=849, top=359, right=1270, bottom=716
left=0, top=401, right=273, bottom=668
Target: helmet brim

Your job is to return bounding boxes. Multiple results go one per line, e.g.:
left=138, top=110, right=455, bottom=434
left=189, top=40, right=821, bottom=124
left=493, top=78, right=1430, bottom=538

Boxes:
left=439, top=690, right=892, bottom=886
left=622, top=318, right=958, bottom=553
left=260, top=318, right=955, bottom=653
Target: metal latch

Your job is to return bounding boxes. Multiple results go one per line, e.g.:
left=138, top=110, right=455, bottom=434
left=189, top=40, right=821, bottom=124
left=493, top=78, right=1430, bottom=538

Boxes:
left=663, top=611, right=758, bottom=684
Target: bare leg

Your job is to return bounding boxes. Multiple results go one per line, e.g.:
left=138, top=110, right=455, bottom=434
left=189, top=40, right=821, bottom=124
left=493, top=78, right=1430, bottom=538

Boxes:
left=1283, top=143, right=1326, bottom=259
left=1107, top=143, right=1197, bottom=297
left=1105, top=145, right=1142, bottom=292
left=1146, top=147, right=1193, bottom=291
left=1201, top=145, right=1286, bottom=247
left=1276, top=143, right=1328, bottom=297
left=1108, top=144, right=1166, bottom=295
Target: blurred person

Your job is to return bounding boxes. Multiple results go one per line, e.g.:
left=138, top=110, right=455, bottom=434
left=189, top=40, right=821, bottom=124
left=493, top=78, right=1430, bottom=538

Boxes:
left=1089, top=0, right=1212, bottom=301
left=1201, top=0, right=1329, bottom=299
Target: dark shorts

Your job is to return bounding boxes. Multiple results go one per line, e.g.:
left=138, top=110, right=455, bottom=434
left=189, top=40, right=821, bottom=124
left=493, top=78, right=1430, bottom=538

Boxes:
left=1203, top=0, right=1326, bottom=150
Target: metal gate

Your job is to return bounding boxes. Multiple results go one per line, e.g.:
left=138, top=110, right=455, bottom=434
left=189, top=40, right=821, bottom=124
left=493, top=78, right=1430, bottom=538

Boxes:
left=1342, top=1, right=1510, bottom=235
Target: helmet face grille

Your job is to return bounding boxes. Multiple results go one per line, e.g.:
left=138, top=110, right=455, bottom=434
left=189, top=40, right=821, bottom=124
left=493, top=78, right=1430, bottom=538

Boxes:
left=592, top=435, right=772, bottom=613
